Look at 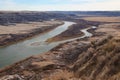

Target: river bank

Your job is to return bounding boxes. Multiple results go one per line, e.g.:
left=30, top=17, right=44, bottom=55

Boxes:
left=0, top=34, right=120, bottom=80
left=0, top=21, right=98, bottom=78
left=46, top=18, right=102, bottom=43
left=46, top=16, right=120, bottom=43
left=0, top=21, right=75, bottom=68
left=0, top=20, right=64, bottom=47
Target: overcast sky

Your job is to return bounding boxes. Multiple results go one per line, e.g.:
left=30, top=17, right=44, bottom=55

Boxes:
left=0, top=0, right=120, bottom=11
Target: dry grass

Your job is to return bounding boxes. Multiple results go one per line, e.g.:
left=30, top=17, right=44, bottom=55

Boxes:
left=103, top=38, right=120, bottom=53
left=32, top=61, right=54, bottom=67
left=82, top=16, right=120, bottom=22
left=0, top=21, right=62, bottom=34
left=72, top=36, right=120, bottom=80
left=44, top=70, right=74, bottom=80
left=109, top=72, right=120, bottom=80
left=95, top=23, right=120, bottom=39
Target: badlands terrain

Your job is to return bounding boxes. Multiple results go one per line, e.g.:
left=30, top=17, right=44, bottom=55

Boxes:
left=0, top=11, right=120, bottom=80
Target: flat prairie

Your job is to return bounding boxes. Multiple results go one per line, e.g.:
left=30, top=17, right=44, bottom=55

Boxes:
left=82, top=16, right=120, bottom=22
left=96, top=23, right=120, bottom=38
left=0, top=21, right=63, bottom=35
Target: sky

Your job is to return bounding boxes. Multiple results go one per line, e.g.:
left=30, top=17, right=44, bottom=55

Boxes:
left=0, top=0, right=120, bottom=11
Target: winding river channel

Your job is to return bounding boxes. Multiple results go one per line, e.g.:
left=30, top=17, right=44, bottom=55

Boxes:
left=0, top=21, right=96, bottom=68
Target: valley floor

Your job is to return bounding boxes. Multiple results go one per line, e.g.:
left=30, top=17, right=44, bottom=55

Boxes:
left=0, top=16, right=120, bottom=80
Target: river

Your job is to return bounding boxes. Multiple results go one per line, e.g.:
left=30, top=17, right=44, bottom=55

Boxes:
left=0, top=21, right=96, bottom=68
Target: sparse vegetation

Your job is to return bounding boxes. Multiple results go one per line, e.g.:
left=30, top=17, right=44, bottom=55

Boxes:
left=73, top=36, right=120, bottom=80
left=82, top=16, right=120, bottom=22
left=44, top=70, right=74, bottom=80
left=0, top=36, right=120, bottom=80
